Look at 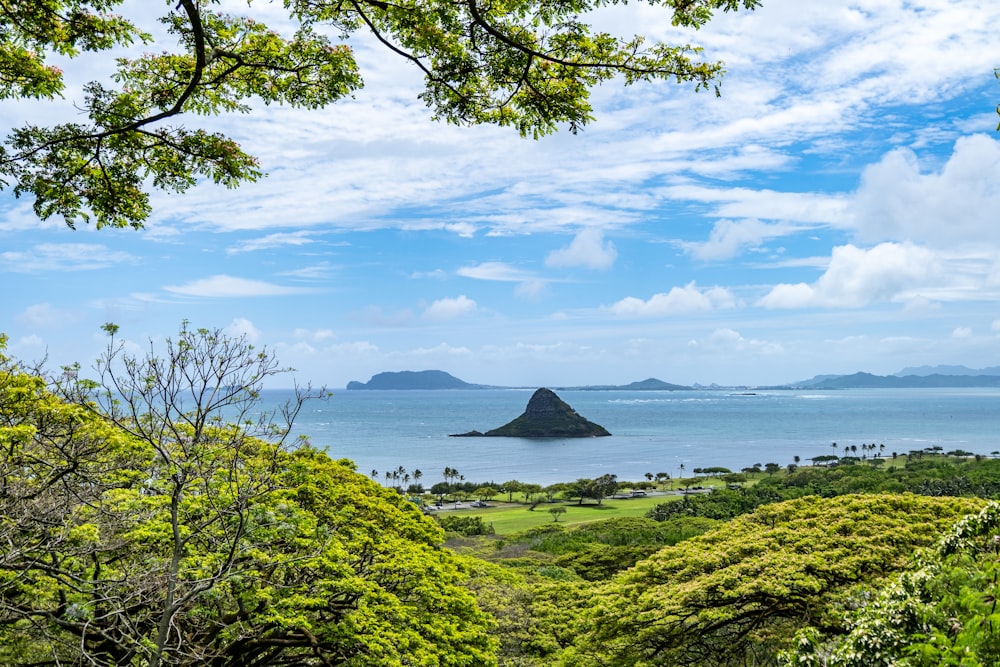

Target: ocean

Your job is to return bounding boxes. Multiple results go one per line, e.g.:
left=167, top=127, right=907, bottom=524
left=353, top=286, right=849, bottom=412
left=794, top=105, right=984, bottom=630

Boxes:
left=260, top=387, right=1000, bottom=487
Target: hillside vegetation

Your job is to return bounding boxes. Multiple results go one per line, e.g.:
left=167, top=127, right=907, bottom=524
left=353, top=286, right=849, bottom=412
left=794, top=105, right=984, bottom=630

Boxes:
left=4, top=329, right=1000, bottom=666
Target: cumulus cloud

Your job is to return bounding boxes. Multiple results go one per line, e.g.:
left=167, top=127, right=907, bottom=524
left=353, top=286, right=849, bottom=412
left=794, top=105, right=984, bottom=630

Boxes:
left=951, top=327, right=973, bottom=339
left=545, top=229, right=617, bottom=269
left=758, top=243, right=944, bottom=309
left=164, top=275, right=312, bottom=297
left=688, top=328, right=784, bottom=356
left=16, top=303, right=73, bottom=328
left=852, top=135, right=1000, bottom=247
left=225, top=318, right=261, bottom=343
left=515, top=279, right=548, bottom=299
left=423, top=295, right=477, bottom=320
left=608, top=282, right=739, bottom=317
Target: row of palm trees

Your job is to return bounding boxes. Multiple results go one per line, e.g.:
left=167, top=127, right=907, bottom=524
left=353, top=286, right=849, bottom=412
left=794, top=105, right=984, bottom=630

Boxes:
left=369, top=466, right=470, bottom=494
left=370, top=465, right=425, bottom=492
left=831, top=441, right=886, bottom=457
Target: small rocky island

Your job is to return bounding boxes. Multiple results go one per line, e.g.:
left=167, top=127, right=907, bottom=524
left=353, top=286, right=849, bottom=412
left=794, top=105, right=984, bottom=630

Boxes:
left=451, top=388, right=611, bottom=438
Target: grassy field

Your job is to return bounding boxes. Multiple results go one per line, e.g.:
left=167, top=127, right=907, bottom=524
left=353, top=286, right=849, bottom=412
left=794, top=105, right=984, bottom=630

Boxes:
left=455, top=494, right=676, bottom=534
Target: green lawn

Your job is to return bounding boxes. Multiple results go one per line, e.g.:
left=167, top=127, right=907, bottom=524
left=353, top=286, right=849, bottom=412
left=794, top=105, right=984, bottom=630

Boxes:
left=459, top=494, right=677, bottom=534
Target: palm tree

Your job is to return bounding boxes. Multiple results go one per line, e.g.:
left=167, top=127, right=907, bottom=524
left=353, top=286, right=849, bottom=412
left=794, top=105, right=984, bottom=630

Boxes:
left=412, top=469, right=423, bottom=485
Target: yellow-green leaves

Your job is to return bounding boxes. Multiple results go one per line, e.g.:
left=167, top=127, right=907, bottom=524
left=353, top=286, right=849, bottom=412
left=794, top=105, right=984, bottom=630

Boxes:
left=563, top=494, right=985, bottom=667
left=786, top=502, right=1000, bottom=666
left=0, top=349, right=495, bottom=665
left=3, top=0, right=758, bottom=227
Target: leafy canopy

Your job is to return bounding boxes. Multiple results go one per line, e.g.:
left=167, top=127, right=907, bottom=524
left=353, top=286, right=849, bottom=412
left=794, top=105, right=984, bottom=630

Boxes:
left=560, top=494, right=986, bottom=667
left=1, top=0, right=759, bottom=229
left=0, top=329, right=495, bottom=666
left=786, top=501, right=1000, bottom=667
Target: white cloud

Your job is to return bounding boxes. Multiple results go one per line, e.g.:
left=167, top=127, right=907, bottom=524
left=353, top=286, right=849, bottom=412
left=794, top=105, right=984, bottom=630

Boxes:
left=545, top=229, right=617, bottom=270
left=661, top=185, right=850, bottom=227
left=1, top=244, right=136, bottom=272
left=294, top=328, right=337, bottom=342
left=456, top=262, right=534, bottom=282
left=852, top=135, right=1000, bottom=247
left=279, top=263, right=336, bottom=280
left=16, top=303, right=73, bottom=328
left=515, top=279, right=548, bottom=299
left=993, top=320, right=1000, bottom=334
left=422, top=295, right=477, bottom=320
left=226, top=231, right=315, bottom=254
left=225, top=318, right=261, bottom=343
left=353, top=305, right=415, bottom=327
left=164, top=275, right=312, bottom=297
left=758, top=243, right=944, bottom=309
left=411, top=269, right=449, bottom=280
left=608, top=282, right=739, bottom=317
left=688, top=328, right=784, bottom=356
left=952, top=327, right=973, bottom=339
left=682, top=218, right=799, bottom=261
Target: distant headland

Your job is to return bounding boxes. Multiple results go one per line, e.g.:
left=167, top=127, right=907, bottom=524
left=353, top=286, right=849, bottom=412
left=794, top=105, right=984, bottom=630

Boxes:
left=346, top=367, right=1000, bottom=390
left=346, top=370, right=491, bottom=390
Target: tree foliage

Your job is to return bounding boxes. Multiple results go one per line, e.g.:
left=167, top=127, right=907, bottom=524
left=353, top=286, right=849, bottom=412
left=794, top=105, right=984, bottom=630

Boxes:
left=1, top=0, right=759, bottom=228
left=0, top=328, right=495, bottom=665
left=561, top=494, right=986, bottom=667
left=786, top=501, right=1000, bottom=667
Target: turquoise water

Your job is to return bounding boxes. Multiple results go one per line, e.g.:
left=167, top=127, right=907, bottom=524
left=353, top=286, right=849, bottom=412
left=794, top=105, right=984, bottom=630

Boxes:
left=262, top=388, right=1000, bottom=486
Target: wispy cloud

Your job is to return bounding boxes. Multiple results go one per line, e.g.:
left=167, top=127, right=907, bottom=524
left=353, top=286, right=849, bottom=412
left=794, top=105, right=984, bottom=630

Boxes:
left=226, top=231, right=316, bottom=254
left=164, top=275, right=313, bottom=297
left=457, top=262, right=535, bottom=282
left=1, top=244, right=136, bottom=272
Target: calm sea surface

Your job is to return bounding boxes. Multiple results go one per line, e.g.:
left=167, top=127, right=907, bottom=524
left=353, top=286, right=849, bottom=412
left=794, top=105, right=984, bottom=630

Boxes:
left=259, top=388, right=1000, bottom=487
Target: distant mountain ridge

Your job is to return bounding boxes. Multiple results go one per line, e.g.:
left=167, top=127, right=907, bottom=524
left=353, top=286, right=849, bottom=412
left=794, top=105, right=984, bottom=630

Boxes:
left=346, top=371, right=691, bottom=390
left=894, top=364, right=1000, bottom=377
left=347, top=368, right=1000, bottom=391
left=794, top=371, right=1000, bottom=389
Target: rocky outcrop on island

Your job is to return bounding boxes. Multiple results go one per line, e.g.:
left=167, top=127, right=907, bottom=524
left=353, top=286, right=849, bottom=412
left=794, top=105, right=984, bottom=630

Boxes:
left=451, top=388, right=611, bottom=438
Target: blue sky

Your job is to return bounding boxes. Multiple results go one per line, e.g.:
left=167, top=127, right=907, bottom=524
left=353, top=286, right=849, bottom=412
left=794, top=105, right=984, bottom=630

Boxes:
left=3, top=0, right=1000, bottom=388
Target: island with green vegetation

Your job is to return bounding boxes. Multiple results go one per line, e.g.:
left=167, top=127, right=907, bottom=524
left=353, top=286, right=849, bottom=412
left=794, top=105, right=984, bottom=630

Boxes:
left=450, top=387, right=611, bottom=438
left=346, top=369, right=492, bottom=390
